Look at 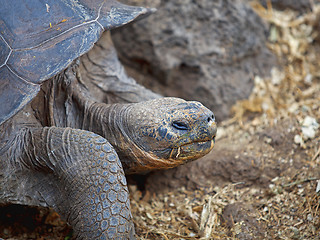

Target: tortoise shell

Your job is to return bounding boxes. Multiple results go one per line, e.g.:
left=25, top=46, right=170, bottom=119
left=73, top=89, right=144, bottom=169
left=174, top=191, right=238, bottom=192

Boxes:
left=0, top=0, right=152, bottom=125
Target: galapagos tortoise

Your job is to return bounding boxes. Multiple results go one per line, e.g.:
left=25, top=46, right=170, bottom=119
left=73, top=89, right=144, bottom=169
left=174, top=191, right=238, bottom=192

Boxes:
left=0, top=0, right=217, bottom=239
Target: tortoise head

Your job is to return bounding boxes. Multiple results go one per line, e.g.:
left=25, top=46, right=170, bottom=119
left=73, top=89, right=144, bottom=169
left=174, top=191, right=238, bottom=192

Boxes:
left=119, top=98, right=217, bottom=173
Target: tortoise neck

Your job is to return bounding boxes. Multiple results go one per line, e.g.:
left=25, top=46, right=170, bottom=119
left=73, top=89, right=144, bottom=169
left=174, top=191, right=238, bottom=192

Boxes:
left=80, top=101, right=165, bottom=174
left=82, top=102, right=126, bottom=143
left=81, top=102, right=136, bottom=170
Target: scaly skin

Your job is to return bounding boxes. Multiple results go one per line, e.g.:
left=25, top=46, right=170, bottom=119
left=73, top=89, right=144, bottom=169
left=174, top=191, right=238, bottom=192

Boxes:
left=0, top=0, right=217, bottom=238
left=1, top=127, right=134, bottom=239
left=0, top=95, right=216, bottom=239
left=0, top=39, right=216, bottom=240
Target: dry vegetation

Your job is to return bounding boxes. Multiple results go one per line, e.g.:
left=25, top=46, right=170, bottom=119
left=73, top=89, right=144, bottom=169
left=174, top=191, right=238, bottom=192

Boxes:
left=130, top=3, right=320, bottom=239
left=1, top=2, right=320, bottom=240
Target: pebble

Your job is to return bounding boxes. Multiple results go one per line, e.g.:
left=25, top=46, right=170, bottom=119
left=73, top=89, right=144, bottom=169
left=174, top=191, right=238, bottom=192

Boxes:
left=301, top=116, right=319, bottom=140
left=304, top=73, right=313, bottom=85
left=294, top=134, right=303, bottom=145
left=271, top=67, right=285, bottom=85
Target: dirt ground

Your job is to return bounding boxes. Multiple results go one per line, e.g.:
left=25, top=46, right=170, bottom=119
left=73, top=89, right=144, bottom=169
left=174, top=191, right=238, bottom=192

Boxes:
left=1, top=3, right=320, bottom=240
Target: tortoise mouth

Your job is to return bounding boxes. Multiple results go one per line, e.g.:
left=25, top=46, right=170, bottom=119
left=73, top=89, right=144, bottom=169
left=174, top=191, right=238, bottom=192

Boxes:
left=169, top=138, right=215, bottom=161
left=123, top=136, right=215, bottom=174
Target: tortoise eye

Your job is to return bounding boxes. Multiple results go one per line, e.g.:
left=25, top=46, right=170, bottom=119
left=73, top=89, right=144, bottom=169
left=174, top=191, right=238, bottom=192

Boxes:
left=172, top=121, right=189, bottom=131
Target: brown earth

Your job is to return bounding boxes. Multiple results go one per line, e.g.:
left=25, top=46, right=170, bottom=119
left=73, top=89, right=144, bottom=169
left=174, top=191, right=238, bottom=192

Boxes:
left=1, top=2, right=320, bottom=240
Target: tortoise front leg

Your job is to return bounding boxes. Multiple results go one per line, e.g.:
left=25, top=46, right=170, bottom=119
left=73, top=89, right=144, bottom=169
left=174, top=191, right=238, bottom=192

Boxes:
left=11, top=127, right=135, bottom=239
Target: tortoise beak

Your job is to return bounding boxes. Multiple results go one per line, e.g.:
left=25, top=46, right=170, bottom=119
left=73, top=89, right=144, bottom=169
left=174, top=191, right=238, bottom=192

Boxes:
left=170, top=120, right=217, bottom=161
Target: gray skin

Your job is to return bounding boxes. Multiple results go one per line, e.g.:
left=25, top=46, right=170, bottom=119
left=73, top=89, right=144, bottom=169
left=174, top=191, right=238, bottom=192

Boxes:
left=0, top=31, right=217, bottom=240
left=0, top=34, right=216, bottom=239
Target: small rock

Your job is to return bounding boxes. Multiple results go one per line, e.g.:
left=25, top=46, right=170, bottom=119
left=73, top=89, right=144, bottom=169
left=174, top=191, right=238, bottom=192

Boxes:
left=304, top=73, right=313, bottom=85
left=294, top=134, right=303, bottom=145
left=271, top=67, right=285, bottom=85
left=303, top=116, right=319, bottom=127
left=301, top=116, right=319, bottom=140
left=288, top=103, right=299, bottom=113
left=301, top=105, right=311, bottom=113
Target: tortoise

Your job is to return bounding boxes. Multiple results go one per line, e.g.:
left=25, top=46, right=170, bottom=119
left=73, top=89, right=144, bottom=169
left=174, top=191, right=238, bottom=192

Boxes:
left=0, top=0, right=217, bottom=239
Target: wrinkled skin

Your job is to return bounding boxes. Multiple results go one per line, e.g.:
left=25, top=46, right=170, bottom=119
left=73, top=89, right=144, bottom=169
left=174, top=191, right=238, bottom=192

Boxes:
left=0, top=33, right=216, bottom=239
left=83, top=97, right=216, bottom=174
left=121, top=98, right=216, bottom=173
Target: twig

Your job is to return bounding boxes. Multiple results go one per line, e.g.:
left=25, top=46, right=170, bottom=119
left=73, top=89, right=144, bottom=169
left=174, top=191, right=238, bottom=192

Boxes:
left=283, top=177, right=317, bottom=187
left=311, top=145, right=320, bottom=161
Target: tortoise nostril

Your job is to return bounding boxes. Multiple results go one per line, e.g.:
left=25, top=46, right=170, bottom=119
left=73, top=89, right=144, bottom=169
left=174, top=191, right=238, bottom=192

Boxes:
left=207, top=114, right=215, bottom=123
